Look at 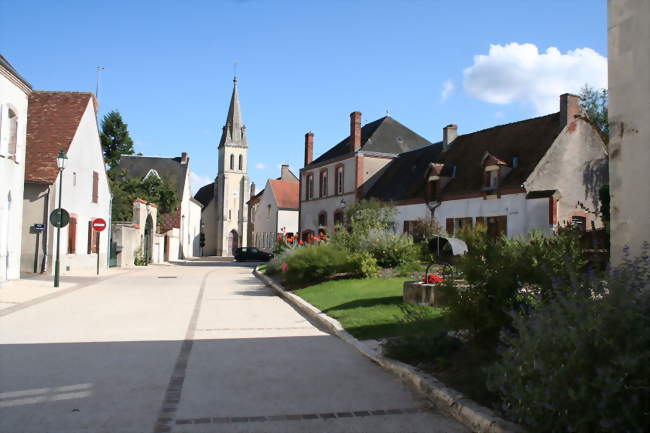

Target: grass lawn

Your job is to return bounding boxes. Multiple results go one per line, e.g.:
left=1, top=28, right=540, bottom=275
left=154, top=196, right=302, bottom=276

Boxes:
left=294, top=277, right=446, bottom=340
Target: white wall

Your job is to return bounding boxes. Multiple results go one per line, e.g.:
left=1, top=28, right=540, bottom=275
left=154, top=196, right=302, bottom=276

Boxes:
left=277, top=209, right=299, bottom=234
left=51, top=99, right=111, bottom=275
left=188, top=200, right=202, bottom=257
left=0, top=70, right=29, bottom=282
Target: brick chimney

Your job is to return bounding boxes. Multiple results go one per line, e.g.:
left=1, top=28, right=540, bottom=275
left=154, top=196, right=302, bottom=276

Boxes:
left=304, top=132, right=314, bottom=166
left=280, top=164, right=291, bottom=180
left=180, top=152, right=188, bottom=164
left=560, top=93, right=581, bottom=129
left=442, top=124, right=458, bottom=152
left=250, top=182, right=256, bottom=198
left=350, top=111, right=362, bottom=152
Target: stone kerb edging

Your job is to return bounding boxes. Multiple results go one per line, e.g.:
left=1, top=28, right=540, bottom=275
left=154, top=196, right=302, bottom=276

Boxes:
left=253, top=268, right=523, bottom=433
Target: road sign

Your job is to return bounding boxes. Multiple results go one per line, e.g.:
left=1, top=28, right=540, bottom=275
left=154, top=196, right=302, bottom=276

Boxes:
left=92, top=218, right=107, bottom=232
left=49, top=208, right=70, bottom=228
left=32, top=224, right=45, bottom=231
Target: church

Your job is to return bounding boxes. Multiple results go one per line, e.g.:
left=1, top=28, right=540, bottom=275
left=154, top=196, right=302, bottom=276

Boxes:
left=194, top=78, right=250, bottom=256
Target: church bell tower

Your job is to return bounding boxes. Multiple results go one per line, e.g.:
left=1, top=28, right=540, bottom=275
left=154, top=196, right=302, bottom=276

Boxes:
left=215, top=77, right=250, bottom=256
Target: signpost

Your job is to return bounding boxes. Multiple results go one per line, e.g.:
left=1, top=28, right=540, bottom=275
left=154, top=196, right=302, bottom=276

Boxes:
left=92, top=218, right=107, bottom=275
left=49, top=208, right=70, bottom=228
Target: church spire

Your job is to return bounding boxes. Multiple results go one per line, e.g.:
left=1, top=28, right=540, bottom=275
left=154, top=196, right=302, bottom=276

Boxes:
left=219, top=77, right=247, bottom=148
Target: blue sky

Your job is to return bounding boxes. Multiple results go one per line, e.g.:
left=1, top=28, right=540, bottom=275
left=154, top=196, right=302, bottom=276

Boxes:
left=1, top=0, right=607, bottom=193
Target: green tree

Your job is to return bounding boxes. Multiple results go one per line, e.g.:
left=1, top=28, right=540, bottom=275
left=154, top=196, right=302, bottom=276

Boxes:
left=110, top=174, right=179, bottom=221
left=100, top=110, right=134, bottom=173
left=578, top=85, right=609, bottom=145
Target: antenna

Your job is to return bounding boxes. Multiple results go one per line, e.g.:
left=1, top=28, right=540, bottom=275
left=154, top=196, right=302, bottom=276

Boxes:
left=95, top=66, right=105, bottom=99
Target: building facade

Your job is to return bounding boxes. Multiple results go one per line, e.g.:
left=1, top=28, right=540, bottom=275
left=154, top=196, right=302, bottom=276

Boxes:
left=21, top=91, right=111, bottom=275
left=0, top=55, right=31, bottom=283
left=300, top=112, right=432, bottom=237
left=608, top=0, right=650, bottom=263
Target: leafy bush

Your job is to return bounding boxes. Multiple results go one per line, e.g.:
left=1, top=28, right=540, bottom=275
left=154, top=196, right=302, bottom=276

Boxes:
left=384, top=331, right=461, bottom=366
left=276, top=243, right=351, bottom=288
left=359, top=230, right=420, bottom=268
left=347, top=251, right=380, bottom=278
left=487, top=246, right=650, bottom=433
left=134, top=248, right=147, bottom=266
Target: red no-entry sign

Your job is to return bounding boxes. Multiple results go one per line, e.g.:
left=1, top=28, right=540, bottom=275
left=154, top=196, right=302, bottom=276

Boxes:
left=92, top=218, right=107, bottom=232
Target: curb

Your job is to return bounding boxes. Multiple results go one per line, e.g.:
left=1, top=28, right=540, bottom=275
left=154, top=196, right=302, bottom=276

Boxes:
left=253, top=268, right=523, bottom=433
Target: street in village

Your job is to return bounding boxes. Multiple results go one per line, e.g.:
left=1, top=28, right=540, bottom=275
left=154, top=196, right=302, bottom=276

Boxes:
left=0, top=262, right=468, bottom=433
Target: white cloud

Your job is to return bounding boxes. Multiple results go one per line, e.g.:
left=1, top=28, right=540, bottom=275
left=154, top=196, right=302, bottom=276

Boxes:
left=463, top=43, right=607, bottom=114
left=255, top=162, right=266, bottom=170
left=440, top=79, right=455, bottom=103
left=190, top=171, right=213, bottom=195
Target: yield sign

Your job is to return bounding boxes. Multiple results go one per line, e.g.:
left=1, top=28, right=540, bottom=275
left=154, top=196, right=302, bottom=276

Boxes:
left=92, top=218, right=107, bottom=232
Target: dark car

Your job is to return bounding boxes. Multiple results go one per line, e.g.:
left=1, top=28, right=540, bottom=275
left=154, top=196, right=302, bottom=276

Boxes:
left=234, top=247, right=273, bottom=262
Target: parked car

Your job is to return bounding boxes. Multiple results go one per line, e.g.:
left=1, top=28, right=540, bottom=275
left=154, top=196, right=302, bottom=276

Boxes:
left=234, top=247, right=273, bottom=262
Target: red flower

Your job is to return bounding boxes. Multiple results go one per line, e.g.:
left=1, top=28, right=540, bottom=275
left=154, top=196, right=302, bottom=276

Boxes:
left=282, top=263, right=288, bottom=273
left=298, top=240, right=304, bottom=245
left=276, top=236, right=282, bottom=242
left=422, top=273, right=443, bottom=284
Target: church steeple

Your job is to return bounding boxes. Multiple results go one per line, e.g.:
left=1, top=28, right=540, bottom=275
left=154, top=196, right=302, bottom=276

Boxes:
left=219, top=77, right=247, bottom=148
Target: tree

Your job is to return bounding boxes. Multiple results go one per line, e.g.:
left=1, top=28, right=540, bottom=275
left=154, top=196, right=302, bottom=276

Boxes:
left=100, top=110, right=134, bottom=173
left=110, top=174, right=179, bottom=221
left=578, top=85, right=609, bottom=145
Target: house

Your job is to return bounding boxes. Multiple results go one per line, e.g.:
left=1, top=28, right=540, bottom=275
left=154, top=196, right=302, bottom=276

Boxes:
left=300, top=112, right=432, bottom=237
left=194, top=78, right=251, bottom=257
left=366, top=94, right=609, bottom=238
left=115, top=153, right=202, bottom=260
left=247, top=165, right=299, bottom=251
left=0, top=55, right=32, bottom=283
left=608, top=0, right=650, bottom=263
left=21, top=91, right=111, bottom=275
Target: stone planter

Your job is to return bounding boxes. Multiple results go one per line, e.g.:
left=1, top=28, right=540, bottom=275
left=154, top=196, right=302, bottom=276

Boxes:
left=403, top=280, right=448, bottom=307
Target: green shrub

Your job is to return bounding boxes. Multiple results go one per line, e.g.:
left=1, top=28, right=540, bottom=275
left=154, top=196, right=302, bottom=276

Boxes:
left=134, top=249, right=147, bottom=266
left=278, top=243, right=350, bottom=288
left=361, top=230, right=419, bottom=268
left=487, top=246, right=650, bottom=433
left=383, top=331, right=461, bottom=366
left=346, top=251, right=380, bottom=278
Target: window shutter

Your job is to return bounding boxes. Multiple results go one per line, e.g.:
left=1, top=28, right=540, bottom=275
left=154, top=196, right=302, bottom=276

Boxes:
left=67, top=217, right=77, bottom=254
left=87, top=221, right=93, bottom=253
left=92, top=171, right=99, bottom=203
left=476, top=216, right=486, bottom=228
left=463, top=217, right=473, bottom=227
left=497, top=216, right=508, bottom=236
left=446, top=218, right=454, bottom=235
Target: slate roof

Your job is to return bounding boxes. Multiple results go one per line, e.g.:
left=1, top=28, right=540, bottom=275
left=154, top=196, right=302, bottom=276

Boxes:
left=366, top=113, right=562, bottom=202
left=194, top=182, right=215, bottom=207
left=0, top=54, right=32, bottom=89
left=268, top=179, right=299, bottom=209
left=116, top=155, right=189, bottom=198
left=308, top=116, right=432, bottom=167
left=25, top=91, right=94, bottom=183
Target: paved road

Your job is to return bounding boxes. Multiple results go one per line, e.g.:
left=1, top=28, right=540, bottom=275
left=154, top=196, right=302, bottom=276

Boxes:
left=0, top=262, right=468, bottom=433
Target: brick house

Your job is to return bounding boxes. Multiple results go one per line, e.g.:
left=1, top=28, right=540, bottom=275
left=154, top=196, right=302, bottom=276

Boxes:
left=299, top=112, right=432, bottom=238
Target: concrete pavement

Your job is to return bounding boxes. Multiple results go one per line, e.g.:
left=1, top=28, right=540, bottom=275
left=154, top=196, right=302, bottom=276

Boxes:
left=0, top=262, right=468, bottom=433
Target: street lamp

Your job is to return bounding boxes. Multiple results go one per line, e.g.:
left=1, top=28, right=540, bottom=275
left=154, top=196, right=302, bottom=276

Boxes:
left=54, top=150, right=67, bottom=287
left=144, top=202, right=151, bottom=264
left=339, top=198, right=346, bottom=209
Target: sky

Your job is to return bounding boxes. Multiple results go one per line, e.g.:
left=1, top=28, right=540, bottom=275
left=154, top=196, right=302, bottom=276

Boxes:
left=0, top=0, right=607, bottom=194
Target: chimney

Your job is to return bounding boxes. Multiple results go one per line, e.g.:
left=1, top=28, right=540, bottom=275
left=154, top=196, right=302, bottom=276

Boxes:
left=250, top=182, right=256, bottom=198
left=442, top=124, right=457, bottom=152
left=304, top=132, right=314, bottom=166
left=181, top=152, right=188, bottom=164
left=350, top=111, right=362, bottom=152
left=280, top=164, right=291, bottom=180
left=560, top=93, right=581, bottom=129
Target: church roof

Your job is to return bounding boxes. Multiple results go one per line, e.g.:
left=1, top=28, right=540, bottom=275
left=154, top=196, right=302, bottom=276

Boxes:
left=219, top=78, right=247, bottom=148
left=308, top=116, right=432, bottom=167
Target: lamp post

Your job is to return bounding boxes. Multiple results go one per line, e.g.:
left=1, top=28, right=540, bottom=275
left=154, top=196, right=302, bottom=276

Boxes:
left=145, top=202, right=151, bottom=265
left=54, top=150, right=67, bottom=287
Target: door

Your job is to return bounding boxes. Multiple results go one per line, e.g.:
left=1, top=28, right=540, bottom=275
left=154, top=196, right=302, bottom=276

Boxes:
left=228, top=230, right=239, bottom=256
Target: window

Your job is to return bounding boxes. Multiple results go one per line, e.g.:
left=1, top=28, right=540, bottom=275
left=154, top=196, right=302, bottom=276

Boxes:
left=229, top=209, right=231, bottom=220
left=319, top=170, right=328, bottom=198
left=267, top=204, right=271, bottom=219
left=230, top=154, right=234, bottom=170
left=92, top=171, right=99, bottom=203
left=318, top=211, right=327, bottom=227
left=334, top=210, right=345, bottom=226
left=335, top=166, right=344, bottom=195
left=488, top=170, right=498, bottom=188
left=7, top=108, right=18, bottom=159
left=238, top=155, right=243, bottom=170
left=486, top=216, right=507, bottom=238
left=445, top=217, right=473, bottom=236
left=73, top=172, right=77, bottom=186
left=306, top=174, right=314, bottom=200
left=403, top=220, right=416, bottom=234
left=87, top=220, right=99, bottom=254
left=68, top=216, right=77, bottom=254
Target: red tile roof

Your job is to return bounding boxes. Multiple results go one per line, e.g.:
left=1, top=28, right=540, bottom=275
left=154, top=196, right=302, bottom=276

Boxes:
left=268, top=179, right=299, bottom=209
left=25, top=91, right=95, bottom=183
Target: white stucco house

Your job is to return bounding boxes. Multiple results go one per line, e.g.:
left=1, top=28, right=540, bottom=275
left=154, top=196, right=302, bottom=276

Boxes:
left=299, top=111, right=433, bottom=238
left=21, top=91, right=111, bottom=275
left=116, top=153, right=203, bottom=260
left=246, top=165, right=299, bottom=251
left=366, top=94, right=609, bottom=239
left=0, top=55, right=31, bottom=283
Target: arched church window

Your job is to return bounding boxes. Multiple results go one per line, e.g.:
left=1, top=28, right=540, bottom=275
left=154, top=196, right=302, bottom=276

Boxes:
left=238, top=155, right=243, bottom=170
left=230, top=154, right=234, bottom=170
